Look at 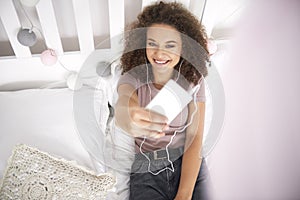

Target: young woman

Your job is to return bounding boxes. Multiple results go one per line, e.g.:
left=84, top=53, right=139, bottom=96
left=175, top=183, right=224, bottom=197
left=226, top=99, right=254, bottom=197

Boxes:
left=115, top=1, right=212, bottom=199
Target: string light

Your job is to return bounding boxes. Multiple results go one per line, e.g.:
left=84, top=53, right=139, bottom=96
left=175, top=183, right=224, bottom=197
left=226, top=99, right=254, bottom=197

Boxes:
left=40, top=49, right=57, bottom=66
left=16, top=0, right=85, bottom=90
left=17, top=28, right=37, bottom=47
left=207, top=38, right=218, bottom=55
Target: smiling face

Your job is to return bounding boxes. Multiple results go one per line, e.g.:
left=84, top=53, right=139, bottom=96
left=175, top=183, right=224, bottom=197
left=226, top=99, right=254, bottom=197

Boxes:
left=146, top=24, right=182, bottom=82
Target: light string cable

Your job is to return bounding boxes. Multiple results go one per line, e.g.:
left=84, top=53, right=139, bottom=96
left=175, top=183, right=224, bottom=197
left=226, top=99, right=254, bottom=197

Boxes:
left=140, top=58, right=201, bottom=175
left=57, top=60, right=72, bottom=72
left=18, top=0, right=49, bottom=50
left=200, top=0, right=207, bottom=25
left=18, top=0, right=71, bottom=73
left=18, top=0, right=72, bottom=89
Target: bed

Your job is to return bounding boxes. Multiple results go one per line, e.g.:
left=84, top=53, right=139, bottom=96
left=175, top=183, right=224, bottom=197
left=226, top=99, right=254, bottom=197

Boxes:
left=1, top=49, right=223, bottom=200
left=0, top=58, right=135, bottom=199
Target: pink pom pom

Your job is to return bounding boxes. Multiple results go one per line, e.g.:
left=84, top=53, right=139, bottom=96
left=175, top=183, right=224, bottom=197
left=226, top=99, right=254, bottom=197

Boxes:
left=40, top=49, right=58, bottom=66
left=207, top=39, right=218, bottom=55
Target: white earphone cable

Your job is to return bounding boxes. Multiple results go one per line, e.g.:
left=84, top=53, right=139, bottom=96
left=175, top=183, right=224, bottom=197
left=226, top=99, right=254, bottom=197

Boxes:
left=140, top=58, right=202, bottom=175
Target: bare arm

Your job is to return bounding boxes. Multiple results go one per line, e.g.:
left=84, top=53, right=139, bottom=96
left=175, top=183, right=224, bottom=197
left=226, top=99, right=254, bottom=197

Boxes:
left=175, top=101, right=205, bottom=200
left=115, top=84, right=169, bottom=138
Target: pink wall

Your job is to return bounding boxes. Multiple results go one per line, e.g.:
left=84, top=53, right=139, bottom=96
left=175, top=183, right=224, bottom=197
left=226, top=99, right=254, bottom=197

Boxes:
left=209, top=0, right=300, bottom=199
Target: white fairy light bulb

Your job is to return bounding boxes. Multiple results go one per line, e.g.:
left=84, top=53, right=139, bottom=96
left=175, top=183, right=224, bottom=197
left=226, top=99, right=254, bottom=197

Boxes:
left=67, top=72, right=83, bottom=90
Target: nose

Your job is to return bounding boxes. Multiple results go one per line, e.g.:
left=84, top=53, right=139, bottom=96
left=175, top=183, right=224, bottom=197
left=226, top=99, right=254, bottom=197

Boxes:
left=153, top=47, right=167, bottom=59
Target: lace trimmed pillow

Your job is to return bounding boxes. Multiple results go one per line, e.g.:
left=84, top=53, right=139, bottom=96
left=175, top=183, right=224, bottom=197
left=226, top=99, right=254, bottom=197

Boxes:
left=0, top=144, right=116, bottom=200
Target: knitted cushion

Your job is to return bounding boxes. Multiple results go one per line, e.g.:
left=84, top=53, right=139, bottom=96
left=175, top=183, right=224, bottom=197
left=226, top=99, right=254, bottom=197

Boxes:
left=0, top=144, right=115, bottom=199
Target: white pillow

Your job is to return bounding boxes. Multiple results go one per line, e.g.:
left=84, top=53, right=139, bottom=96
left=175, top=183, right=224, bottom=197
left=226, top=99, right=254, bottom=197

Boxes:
left=0, top=87, right=109, bottom=179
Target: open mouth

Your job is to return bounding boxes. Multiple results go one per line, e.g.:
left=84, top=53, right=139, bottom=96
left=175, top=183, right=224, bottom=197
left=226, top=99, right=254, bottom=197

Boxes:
left=153, top=59, right=170, bottom=65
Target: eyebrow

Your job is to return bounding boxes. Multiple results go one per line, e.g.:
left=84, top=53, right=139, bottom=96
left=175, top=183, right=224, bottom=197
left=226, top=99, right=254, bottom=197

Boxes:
left=147, top=38, right=178, bottom=44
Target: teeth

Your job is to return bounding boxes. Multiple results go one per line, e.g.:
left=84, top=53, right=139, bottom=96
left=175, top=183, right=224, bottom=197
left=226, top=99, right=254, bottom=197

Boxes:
left=154, top=59, right=168, bottom=64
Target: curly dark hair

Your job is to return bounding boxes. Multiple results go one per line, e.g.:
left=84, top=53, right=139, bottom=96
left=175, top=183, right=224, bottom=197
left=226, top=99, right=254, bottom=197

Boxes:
left=120, top=1, right=209, bottom=85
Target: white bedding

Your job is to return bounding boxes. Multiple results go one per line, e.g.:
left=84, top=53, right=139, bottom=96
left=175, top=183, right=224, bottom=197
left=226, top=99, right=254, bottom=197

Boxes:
left=0, top=60, right=133, bottom=199
left=0, top=87, right=107, bottom=178
left=0, top=59, right=214, bottom=200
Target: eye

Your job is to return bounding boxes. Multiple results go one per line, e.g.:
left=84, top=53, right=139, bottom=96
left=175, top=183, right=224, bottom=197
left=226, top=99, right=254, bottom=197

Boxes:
left=147, top=42, right=157, bottom=47
left=165, top=44, right=175, bottom=48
